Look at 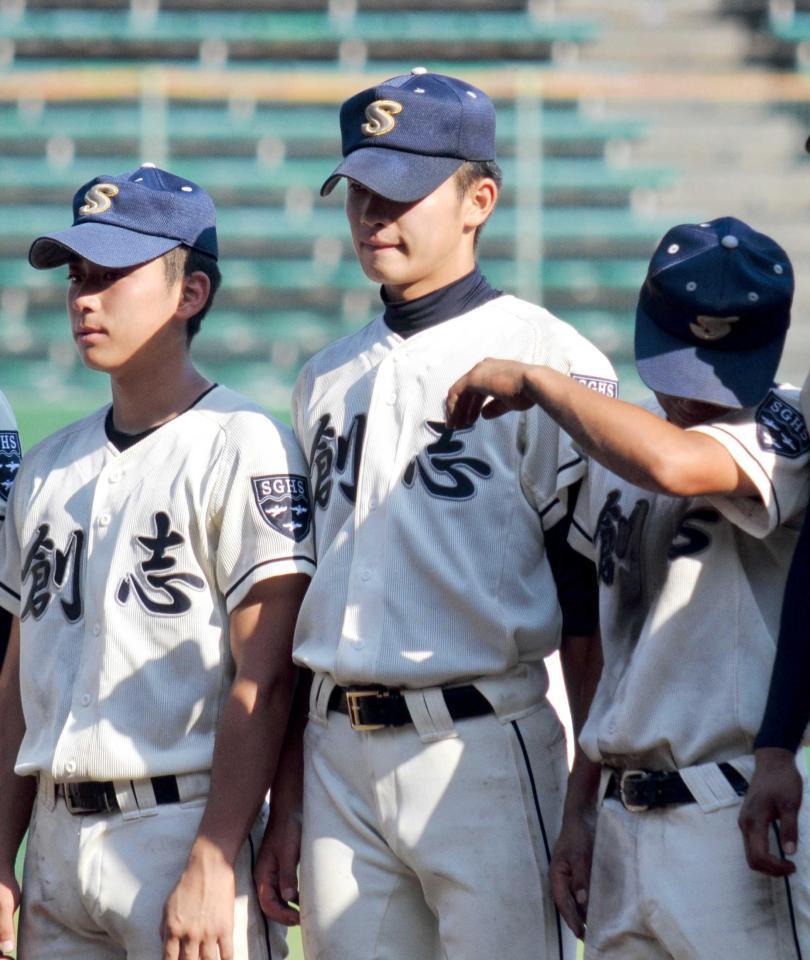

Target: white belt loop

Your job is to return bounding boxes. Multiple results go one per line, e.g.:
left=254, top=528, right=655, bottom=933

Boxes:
left=402, top=688, right=458, bottom=743
left=310, top=673, right=335, bottom=725
left=597, top=766, right=613, bottom=807
left=37, top=773, right=56, bottom=812
left=112, top=780, right=157, bottom=820
left=175, top=772, right=211, bottom=803
left=678, top=762, right=743, bottom=813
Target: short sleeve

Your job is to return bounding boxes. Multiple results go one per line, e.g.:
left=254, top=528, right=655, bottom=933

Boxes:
left=0, top=472, right=23, bottom=616
left=520, top=321, right=618, bottom=529
left=567, top=469, right=599, bottom=562
left=0, top=390, right=21, bottom=525
left=213, top=412, right=316, bottom=612
left=690, top=388, right=810, bottom=537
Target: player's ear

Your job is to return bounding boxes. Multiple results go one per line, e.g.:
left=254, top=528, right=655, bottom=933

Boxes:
left=174, top=271, right=211, bottom=322
left=463, top=177, right=498, bottom=229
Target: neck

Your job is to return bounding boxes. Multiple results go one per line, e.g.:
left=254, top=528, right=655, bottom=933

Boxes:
left=382, top=251, right=477, bottom=302
left=110, top=354, right=211, bottom=434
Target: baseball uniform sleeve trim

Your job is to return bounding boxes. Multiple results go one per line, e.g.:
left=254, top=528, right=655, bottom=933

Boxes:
left=225, top=555, right=316, bottom=611
left=691, top=423, right=780, bottom=536
left=0, top=577, right=20, bottom=615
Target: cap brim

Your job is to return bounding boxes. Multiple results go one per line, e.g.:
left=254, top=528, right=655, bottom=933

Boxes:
left=635, top=301, right=786, bottom=409
left=320, top=148, right=465, bottom=203
left=29, top=222, right=182, bottom=270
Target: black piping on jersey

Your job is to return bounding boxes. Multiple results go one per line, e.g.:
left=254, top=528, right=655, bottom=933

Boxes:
left=224, top=555, right=317, bottom=600
left=538, top=497, right=560, bottom=521
left=511, top=720, right=564, bottom=960
left=774, top=822, right=805, bottom=959
left=248, top=832, right=274, bottom=959
left=0, top=579, right=20, bottom=601
left=703, top=424, right=780, bottom=526
left=571, top=516, right=594, bottom=545
left=557, top=454, right=584, bottom=476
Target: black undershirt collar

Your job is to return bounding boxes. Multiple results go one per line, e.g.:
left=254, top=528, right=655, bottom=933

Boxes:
left=382, top=266, right=502, bottom=339
left=105, top=383, right=218, bottom=452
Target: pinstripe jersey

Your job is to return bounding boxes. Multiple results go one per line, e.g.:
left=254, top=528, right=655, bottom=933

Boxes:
left=0, top=386, right=315, bottom=781
left=291, top=294, right=617, bottom=712
left=0, top=389, right=20, bottom=524
left=570, top=388, right=810, bottom=770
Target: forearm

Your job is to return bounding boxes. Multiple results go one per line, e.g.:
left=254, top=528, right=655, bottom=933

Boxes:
left=269, top=671, right=310, bottom=823
left=0, top=619, right=34, bottom=868
left=559, top=628, right=603, bottom=739
left=193, top=666, right=297, bottom=865
left=754, top=513, right=810, bottom=753
left=520, top=366, right=740, bottom=496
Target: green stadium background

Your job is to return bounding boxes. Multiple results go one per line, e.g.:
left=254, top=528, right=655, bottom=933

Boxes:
left=3, top=2, right=810, bottom=958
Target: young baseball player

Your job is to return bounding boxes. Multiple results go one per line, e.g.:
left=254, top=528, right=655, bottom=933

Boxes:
left=0, top=395, right=20, bottom=670
left=739, top=369, right=810, bottom=879
left=0, top=165, right=315, bottom=960
left=447, top=217, right=810, bottom=958
left=255, top=69, right=616, bottom=960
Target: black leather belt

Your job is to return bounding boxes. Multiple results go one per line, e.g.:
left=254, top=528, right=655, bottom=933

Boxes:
left=56, top=775, right=181, bottom=815
left=328, top=685, right=492, bottom=731
left=605, top=763, right=749, bottom=813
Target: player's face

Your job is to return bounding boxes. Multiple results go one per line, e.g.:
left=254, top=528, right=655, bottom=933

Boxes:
left=655, top=392, right=735, bottom=428
left=345, top=175, right=480, bottom=300
left=67, top=256, right=186, bottom=374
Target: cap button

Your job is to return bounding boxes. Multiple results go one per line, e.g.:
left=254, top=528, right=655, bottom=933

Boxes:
left=721, top=234, right=739, bottom=249
left=410, top=66, right=428, bottom=75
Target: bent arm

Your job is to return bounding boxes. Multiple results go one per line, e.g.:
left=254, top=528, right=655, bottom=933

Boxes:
left=447, top=360, right=756, bottom=498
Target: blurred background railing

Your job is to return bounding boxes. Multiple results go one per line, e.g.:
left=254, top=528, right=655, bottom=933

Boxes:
left=0, top=0, right=808, bottom=429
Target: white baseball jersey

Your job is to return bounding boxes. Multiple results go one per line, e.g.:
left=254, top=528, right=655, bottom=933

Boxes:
left=291, top=294, right=616, bottom=714
left=0, top=385, right=315, bottom=781
left=570, top=387, right=810, bottom=770
left=802, top=369, right=810, bottom=421
left=0, top=389, right=21, bottom=523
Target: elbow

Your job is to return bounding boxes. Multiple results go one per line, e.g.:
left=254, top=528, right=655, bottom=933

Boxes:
left=641, top=449, right=703, bottom=497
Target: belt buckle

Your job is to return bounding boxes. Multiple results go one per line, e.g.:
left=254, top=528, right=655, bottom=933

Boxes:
left=619, top=770, right=650, bottom=813
left=63, top=784, right=93, bottom=815
left=63, top=782, right=114, bottom=816
left=345, top=689, right=386, bottom=732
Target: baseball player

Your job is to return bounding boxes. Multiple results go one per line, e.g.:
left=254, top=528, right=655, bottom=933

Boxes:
left=739, top=368, right=810, bottom=878
left=0, top=393, right=20, bottom=670
left=446, top=217, right=810, bottom=958
left=0, top=165, right=315, bottom=960
left=255, top=69, right=617, bottom=960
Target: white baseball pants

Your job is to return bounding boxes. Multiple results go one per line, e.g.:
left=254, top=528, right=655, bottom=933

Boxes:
left=299, top=689, right=575, bottom=960
left=584, top=762, right=810, bottom=959
left=18, top=778, right=286, bottom=959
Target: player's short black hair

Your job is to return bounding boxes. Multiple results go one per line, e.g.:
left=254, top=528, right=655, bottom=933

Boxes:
left=162, top=245, right=222, bottom=342
left=453, top=160, right=502, bottom=249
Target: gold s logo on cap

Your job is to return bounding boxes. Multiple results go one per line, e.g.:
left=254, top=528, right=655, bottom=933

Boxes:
left=689, top=315, right=740, bottom=341
left=361, top=100, right=403, bottom=137
left=79, top=183, right=120, bottom=216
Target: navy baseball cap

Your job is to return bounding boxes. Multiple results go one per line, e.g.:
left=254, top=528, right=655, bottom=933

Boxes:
left=635, top=216, right=793, bottom=409
left=29, top=164, right=218, bottom=270
left=321, top=68, right=496, bottom=203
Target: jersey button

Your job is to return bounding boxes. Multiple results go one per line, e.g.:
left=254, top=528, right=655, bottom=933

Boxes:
left=108, top=471, right=122, bottom=483
left=368, top=497, right=378, bottom=510
left=386, top=393, right=396, bottom=405
left=92, top=624, right=101, bottom=636
left=64, top=760, right=77, bottom=775
left=360, top=569, right=371, bottom=582
left=80, top=694, right=91, bottom=707
left=98, top=514, right=111, bottom=526
left=352, top=638, right=364, bottom=649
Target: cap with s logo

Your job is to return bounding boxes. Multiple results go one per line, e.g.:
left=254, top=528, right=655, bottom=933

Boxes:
left=320, top=68, right=496, bottom=203
left=634, top=216, right=793, bottom=408
left=29, top=164, right=218, bottom=270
